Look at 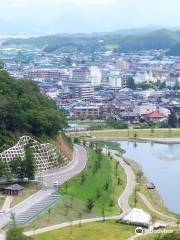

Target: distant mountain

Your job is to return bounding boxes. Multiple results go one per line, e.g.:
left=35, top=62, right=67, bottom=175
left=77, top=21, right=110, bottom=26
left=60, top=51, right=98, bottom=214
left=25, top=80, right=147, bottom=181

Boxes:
left=167, top=42, right=180, bottom=56
left=2, top=28, right=180, bottom=55
left=118, top=29, right=180, bottom=52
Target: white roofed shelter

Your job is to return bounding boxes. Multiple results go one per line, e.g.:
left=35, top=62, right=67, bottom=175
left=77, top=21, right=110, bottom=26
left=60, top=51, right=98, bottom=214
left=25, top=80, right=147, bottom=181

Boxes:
left=122, top=208, right=152, bottom=226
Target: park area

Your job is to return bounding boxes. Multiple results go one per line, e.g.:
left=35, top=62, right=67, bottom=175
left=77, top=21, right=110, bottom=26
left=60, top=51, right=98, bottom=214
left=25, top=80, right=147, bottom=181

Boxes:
left=34, top=221, right=135, bottom=240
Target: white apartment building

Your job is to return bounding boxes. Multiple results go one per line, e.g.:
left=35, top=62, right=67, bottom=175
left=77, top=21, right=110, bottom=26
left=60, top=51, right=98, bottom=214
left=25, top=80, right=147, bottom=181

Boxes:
left=108, top=69, right=122, bottom=88
left=90, top=66, right=102, bottom=86
left=134, top=71, right=157, bottom=84
left=70, top=67, right=94, bottom=99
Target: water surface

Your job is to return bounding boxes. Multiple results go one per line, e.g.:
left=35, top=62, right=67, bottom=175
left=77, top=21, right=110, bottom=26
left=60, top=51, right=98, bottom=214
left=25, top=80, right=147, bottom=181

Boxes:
left=119, top=141, right=180, bottom=214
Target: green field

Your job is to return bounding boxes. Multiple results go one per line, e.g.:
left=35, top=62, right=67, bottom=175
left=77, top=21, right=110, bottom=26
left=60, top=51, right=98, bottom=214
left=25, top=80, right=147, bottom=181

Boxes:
left=26, top=148, right=126, bottom=230
left=138, top=230, right=180, bottom=240
left=25, top=195, right=98, bottom=231
left=34, top=221, right=135, bottom=240
left=60, top=148, right=126, bottom=216
left=90, top=129, right=180, bottom=139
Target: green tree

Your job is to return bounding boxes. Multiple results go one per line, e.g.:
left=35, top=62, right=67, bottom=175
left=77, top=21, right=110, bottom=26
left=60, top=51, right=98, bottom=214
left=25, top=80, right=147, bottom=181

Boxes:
left=10, top=158, right=26, bottom=182
left=136, top=170, right=143, bottom=184
left=168, top=111, right=177, bottom=128
left=96, top=188, right=101, bottom=199
left=0, top=159, right=7, bottom=178
left=106, top=117, right=128, bottom=129
left=7, top=227, right=31, bottom=240
left=73, top=137, right=80, bottom=144
left=78, top=212, right=82, bottom=227
left=151, top=127, right=154, bottom=136
left=134, top=187, right=138, bottom=207
left=104, top=180, right=110, bottom=191
left=126, top=76, right=136, bottom=90
left=10, top=212, right=16, bottom=227
left=24, top=146, right=35, bottom=180
left=101, top=207, right=105, bottom=222
left=0, top=70, right=67, bottom=152
left=48, top=208, right=52, bottom=223
left=86, top=198, right=94, bottom=212
left=115, top=160, right=119, bottom=176
left=80, top=173, right=86, bottom=185
left=117, top=177, right=121, bottom=185
left=134, top=132, right=138, bottom=139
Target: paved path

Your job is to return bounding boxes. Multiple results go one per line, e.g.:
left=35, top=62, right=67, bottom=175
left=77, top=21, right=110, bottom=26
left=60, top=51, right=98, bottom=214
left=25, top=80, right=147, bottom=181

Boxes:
left=24, top=148, right=178, bottom=239
left=0, top=145, right=88, bottom=230
left=1, top=197, right=13, bottom=213
left=138, top=192, right=176, bottom=222
left=24, top=149, right=137, bottom=237
left=110, top=150, right=136, bottom=215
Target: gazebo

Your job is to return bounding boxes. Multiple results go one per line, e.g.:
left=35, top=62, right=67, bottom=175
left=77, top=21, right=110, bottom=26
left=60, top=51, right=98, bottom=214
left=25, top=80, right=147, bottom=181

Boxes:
left=5, top=184, right=24, bottom=196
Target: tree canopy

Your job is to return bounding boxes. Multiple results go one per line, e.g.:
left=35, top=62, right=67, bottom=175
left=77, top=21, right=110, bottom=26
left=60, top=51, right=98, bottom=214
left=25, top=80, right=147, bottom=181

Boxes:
left=7, top=227, right=32, bottom=240
left=0, top=70, right=67, bottom=152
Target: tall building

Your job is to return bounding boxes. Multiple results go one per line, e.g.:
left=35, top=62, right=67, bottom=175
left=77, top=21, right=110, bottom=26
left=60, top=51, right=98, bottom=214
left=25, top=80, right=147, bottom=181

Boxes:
left=90, top=66, right=102, bottom=86
left=69, top=67, right=94, bottom=99
left=108, top=69, right=122, bottom=88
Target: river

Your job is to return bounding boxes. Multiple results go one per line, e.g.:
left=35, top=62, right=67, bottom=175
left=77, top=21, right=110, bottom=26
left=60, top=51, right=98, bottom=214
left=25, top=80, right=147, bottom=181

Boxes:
left=119, top=141, right=180, bottom=214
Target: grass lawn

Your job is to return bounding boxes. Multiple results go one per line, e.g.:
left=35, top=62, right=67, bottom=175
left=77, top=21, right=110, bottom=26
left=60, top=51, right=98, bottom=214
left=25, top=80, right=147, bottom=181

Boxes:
left=25, top=148, right=126, bottom=230
left=138, top=230, right=180, bottom=240
left=60, top=148, right=127, bottom=216
left=138, top=235, right=158, bottom=240
left=11, top=182, right=39, bottom=207
left=91, top=129, right=180, bottom=139
left=34, top=221, right=135, bottom=240
left=25, top=195, right=98, bottom=231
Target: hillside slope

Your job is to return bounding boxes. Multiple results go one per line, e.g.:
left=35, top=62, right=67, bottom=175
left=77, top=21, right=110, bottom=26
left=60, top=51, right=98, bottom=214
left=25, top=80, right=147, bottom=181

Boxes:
left=0, top=70, right=67, bottom=152
left=2, top=28, right=180, bottom=54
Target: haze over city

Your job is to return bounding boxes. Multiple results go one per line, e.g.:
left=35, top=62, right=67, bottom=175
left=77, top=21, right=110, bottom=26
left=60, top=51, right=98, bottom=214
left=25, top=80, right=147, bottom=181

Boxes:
left=1, top=0, right=180, bottom=35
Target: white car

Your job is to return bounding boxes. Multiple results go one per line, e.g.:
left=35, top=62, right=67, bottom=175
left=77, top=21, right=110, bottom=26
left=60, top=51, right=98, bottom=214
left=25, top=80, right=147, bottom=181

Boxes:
left=54, top=181, right=61, bottom=187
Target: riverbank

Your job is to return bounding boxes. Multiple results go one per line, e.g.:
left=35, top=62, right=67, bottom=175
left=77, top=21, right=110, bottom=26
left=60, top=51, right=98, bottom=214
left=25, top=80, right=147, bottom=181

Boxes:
left=89, top=128, right=180, bottom=141
left=124, top=157, right=177, bottom=222
left=91, top=137, right=180, bottom=144
left=24, top=144, right=177, bottom=239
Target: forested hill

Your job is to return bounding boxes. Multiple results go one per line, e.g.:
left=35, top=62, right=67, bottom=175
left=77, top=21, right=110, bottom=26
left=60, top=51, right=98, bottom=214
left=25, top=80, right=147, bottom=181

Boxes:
left=2, top=28, right=180, bottom=55
left=0, top=70, right=67, bottom=152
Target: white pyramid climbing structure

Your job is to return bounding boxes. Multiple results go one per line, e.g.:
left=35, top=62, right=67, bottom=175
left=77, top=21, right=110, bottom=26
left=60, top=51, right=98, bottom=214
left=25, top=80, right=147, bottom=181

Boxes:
left=0, top=136, right=59, bottom=172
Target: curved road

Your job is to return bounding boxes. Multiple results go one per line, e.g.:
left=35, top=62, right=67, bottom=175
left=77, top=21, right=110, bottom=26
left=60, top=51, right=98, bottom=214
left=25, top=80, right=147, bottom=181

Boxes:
left=41, top=144, right=88, bottom=187
left=0, top=145, right=88, bottom=230
left=24, top=148, right=137, bottom=237
left=24, top=147, right=177, bottom=239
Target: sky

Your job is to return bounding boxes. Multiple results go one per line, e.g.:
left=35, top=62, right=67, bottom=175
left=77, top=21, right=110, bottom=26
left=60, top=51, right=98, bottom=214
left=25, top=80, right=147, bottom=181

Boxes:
left=0, top=0, right=180, bottom=35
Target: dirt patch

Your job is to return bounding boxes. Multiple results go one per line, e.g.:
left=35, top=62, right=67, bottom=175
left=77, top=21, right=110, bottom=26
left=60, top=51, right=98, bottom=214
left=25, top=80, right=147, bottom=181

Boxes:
left=57, top=134, right=73, bottom=160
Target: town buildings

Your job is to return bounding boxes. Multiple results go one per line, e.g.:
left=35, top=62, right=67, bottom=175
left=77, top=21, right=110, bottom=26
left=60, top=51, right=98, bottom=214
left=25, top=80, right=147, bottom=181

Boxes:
left=0, top=47, right=180, bottom=124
